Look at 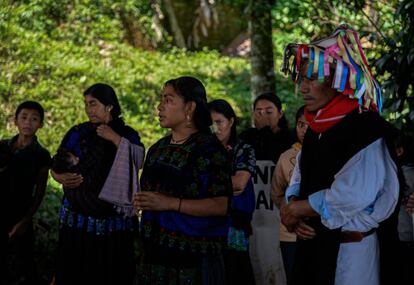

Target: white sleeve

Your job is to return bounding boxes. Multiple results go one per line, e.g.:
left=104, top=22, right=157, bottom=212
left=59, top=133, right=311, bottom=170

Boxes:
left=308, top=138, right=399, bottom=231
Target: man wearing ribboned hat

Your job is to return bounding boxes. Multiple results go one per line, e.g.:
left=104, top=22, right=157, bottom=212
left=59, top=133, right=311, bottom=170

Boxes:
left=280, top=25, right=400, bottom=285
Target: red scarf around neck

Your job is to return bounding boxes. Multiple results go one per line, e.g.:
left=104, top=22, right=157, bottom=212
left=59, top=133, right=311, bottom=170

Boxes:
left=304, top=95, right=359, bottom=133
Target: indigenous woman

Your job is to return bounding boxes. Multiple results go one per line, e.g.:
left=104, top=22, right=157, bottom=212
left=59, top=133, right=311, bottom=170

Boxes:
left=239, top=92, right=292, bottom=284
left=209, top=99, right=256, bottom=285
left=240, top=93, right=292, bottom=163
left=52, top=83, right=144, bottom=285
left=134, top=76, right=232, bottom=285
left=271, top=106, right=308, bottom=284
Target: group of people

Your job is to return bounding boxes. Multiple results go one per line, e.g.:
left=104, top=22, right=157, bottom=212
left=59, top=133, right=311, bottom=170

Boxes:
left=1, top=25, right=414, bottom=285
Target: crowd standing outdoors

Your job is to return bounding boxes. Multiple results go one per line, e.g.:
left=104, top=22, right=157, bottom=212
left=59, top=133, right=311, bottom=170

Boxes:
left=1, top=24, right=414, bottom=285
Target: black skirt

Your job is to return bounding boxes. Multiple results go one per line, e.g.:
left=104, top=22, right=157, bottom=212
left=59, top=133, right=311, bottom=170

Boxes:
left=55, top=225, right=136, bottom=285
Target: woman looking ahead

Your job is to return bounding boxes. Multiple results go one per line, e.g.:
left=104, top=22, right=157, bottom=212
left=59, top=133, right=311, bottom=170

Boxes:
left=52, top=83, right=144, bottom=285
left=134, top=76, right=232, bottom=285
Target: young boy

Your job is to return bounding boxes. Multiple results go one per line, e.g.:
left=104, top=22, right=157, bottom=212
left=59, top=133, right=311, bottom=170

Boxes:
left=0, top=101, right=51, bottom=285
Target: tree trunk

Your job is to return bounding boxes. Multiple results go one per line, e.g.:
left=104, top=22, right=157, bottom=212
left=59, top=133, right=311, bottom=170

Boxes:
left=118, top=8, right=153, bottom=49
left=163, top=0, right=186, bottom=48
left=249, top=0, right=275, bottom=98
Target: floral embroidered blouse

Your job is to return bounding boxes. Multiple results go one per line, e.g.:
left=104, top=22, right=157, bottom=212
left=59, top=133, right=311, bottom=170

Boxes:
left=140, top=132, right=232, bottom=254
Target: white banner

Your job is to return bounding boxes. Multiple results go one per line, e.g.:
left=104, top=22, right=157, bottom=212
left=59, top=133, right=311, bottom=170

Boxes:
left=249, top=160, right=286, bottom=285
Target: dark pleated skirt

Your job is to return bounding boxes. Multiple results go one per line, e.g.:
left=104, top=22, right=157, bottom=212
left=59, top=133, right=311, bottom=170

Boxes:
left=223, top=249, right=255, bottom=285
left=136, top=242, right=226, bottom=285
left=55, top=226, right=136, bottom=285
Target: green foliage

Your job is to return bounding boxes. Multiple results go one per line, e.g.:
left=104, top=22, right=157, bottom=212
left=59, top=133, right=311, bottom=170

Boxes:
left=373, top=0, right=414, bottom=135
left=271, top=0, right=398, bottom=72
left=0, top=0, right=169, bottom=50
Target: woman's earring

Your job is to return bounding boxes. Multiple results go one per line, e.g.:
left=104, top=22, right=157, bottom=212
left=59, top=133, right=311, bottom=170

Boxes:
left=186, top=115, right=192, bottom=126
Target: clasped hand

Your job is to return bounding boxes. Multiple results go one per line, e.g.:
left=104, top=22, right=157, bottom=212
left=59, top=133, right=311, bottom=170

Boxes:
left=281, top=200, right=316, bottom=240
left=406, top=192, right=414, bottom=214
left=96, top=124, right=121, bottom=146
left=52, top=171, right=83, bottom=189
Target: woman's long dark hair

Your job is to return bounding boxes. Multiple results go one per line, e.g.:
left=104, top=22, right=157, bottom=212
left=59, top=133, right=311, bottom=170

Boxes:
left=83, top=83, right=122, bottom=120
left=253, top=92, right=288, bottom=131
left=164, top=76, right=212, bottom=132
left=208, top=99, right=238, bottom=146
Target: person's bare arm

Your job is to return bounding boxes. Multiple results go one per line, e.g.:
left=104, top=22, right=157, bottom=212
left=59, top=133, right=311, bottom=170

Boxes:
left=232, top=170, right=251, bottom=196
left=133, top=192, right=228, bottom=217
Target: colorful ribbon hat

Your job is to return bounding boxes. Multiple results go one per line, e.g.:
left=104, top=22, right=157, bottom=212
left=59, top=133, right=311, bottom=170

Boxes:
left=281, top=24, right=382, bottom=112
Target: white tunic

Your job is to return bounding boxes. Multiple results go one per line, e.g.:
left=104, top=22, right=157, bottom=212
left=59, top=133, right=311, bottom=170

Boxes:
left=286, top=138, right=399, bottom=285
